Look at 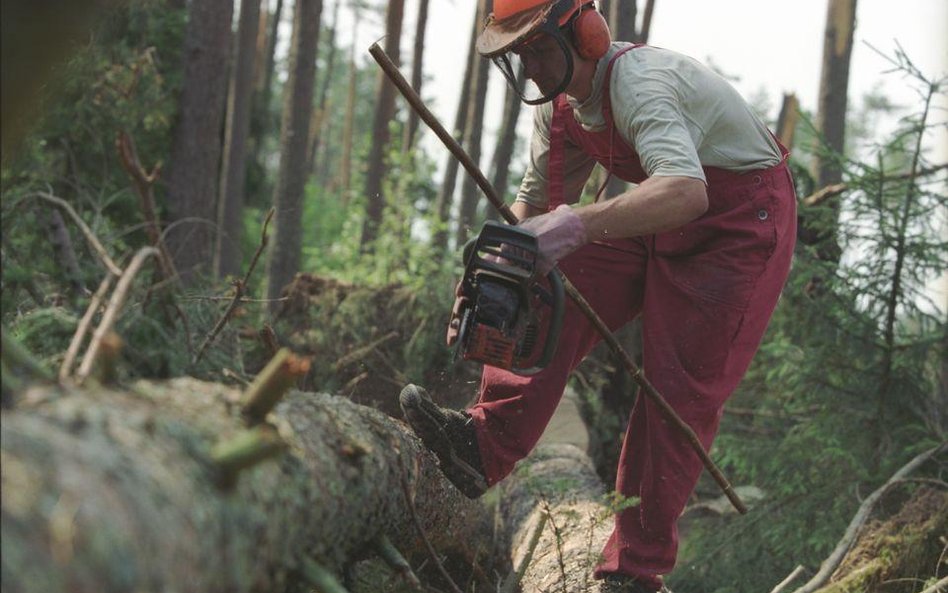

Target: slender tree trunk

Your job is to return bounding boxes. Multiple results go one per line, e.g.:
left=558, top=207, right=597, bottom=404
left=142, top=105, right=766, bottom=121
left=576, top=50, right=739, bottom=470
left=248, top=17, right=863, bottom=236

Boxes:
left=803, top=0, right=857, bottom=267
left=607, top=0, right=637, bottom=42
left=433, top=8, right=479, bottom=251
left=338, top=11, right=359, bottom=200
left=487, top=69, right=526, bottom=222
left=164, top=0, right=233, bottom=284
left=360, top=0, right=405, bottom=249
left=455, top=0, right=493, bottom=246
left=602, top=1, right=640, bottom=200
left=776, top=92, right=800, bottom=150
left=307, top=0, right=340, bottom=178
left=1, top=379, right=491, bottom=592
left=637, top=0, right=656, bottom=43
left=248, top=0, right=284, bottom=197
left=216, top=0, right=263, bottom=279
left=403, top=0, right=429, bottom=152
left=265, top=0, right=323, bottom=307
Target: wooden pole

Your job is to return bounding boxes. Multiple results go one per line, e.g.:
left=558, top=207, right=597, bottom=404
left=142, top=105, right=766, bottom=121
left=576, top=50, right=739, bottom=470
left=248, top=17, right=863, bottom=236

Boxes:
left=368, top=43, right=747, bottom=514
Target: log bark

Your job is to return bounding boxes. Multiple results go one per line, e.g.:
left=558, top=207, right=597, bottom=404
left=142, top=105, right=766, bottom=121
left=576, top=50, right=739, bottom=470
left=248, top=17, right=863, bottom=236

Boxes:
left=500, top=444, right=614, bottom=593
left=1, top=378, right=491, bottom=592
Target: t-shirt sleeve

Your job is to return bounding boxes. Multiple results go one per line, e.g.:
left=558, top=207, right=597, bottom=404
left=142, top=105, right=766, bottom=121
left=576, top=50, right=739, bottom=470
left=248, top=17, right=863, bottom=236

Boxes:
left=610, top=62, right=707, bottom=183
left=516, top=103, right=597, bottom=210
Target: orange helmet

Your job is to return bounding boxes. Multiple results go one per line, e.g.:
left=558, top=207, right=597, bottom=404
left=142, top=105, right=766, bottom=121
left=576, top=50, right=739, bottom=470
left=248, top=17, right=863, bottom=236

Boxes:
left=476, top=0, right=609, bottom=60
left=477, top=0, right=611, bottom=105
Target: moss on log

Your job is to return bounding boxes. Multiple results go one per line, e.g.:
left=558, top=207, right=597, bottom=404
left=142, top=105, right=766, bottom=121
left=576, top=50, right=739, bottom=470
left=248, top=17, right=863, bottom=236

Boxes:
left=814, top=487, right=948, bottom=593
left=1, top=378, right=490, bottom=592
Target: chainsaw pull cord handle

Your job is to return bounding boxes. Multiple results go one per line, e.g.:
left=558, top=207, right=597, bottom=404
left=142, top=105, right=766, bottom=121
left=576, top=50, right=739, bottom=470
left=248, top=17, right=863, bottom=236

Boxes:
left=369, top=42, right=748, bottom=514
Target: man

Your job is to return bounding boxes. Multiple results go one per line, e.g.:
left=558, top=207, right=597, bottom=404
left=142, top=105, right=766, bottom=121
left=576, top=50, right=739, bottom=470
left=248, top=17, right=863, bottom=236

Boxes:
left=400, top=1, right=797, bottom=591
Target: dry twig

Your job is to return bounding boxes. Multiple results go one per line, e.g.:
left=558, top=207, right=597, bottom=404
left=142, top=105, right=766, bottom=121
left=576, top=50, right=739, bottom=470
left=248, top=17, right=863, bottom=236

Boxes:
left=333, top=330, right=400, bottom=373
left=192, top=208, right=274, bottom=366
left=75, top=247, right=158, bottom=384
left=60, top=273, right=115, bottom=381
left=34, top=191, right=122, bottom=276
left=115, top=130, right=177, bottom=281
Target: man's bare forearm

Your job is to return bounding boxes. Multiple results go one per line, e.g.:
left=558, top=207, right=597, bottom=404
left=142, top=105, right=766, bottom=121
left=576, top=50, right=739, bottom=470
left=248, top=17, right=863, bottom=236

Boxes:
left=576, top=176, right=708, bottom=241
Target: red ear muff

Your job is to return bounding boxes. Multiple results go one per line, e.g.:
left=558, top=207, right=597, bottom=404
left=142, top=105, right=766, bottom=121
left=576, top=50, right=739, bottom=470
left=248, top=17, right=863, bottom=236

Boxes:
left=572, top=7, right=611, bottom=60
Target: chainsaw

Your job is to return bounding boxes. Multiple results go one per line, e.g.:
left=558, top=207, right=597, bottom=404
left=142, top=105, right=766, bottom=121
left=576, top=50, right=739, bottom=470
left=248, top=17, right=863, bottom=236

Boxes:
left=446, top=221, right=564, bottom=375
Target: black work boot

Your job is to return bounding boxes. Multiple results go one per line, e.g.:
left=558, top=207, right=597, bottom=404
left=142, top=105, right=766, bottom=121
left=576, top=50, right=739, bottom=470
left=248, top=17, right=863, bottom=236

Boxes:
left=598, top=575, right=671, bottom=593
left=398, top=384, right=488, bottom=499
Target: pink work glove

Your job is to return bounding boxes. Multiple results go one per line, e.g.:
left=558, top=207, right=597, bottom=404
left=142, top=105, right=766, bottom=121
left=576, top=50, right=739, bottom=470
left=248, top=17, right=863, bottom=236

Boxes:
left=517, top=204, right=589, bottom=276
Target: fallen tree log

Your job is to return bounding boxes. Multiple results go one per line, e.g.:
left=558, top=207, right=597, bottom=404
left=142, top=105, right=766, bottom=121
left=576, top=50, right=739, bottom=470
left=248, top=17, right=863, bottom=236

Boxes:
left=500, top=443, right=615, bottom=593
left=1, top=378, right=491, bottom=592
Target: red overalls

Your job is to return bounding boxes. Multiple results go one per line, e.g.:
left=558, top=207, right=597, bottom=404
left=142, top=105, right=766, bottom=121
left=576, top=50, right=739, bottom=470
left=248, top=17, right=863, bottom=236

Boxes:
left=466, top=45, right=797, bottom=588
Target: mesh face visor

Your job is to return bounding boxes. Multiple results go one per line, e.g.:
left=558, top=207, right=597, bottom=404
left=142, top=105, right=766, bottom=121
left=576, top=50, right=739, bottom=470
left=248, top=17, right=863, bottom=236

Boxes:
left=491, top=29, right=574, bottom=105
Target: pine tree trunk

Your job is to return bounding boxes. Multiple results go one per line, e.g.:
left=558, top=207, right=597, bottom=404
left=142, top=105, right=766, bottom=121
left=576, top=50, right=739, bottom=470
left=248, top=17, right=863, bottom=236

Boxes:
left=1, top=378, right=492, bottom=592
left=433, top=9, right=479, bottom=251
left=607, top=0, right=637, bottom=42
left=403, top=0, right=430, bottom=152
left=216, top=0, right=263, bottom=280
left=803, top=0, right=857, bottom=267
left=337, top=7, right=360, bottom=200
left=164, top=0, right=233, bottom=284
left=360, top=0, right=405, bottom=249
left=265, top=0, right=323, bottom=307
left=776, top=92, right=800, bottom=150
left=455, top=0, right=493, bottom=246
left=248, top=0, right=284, bottom=199
left=487, top=69, right=525, bottom=222
left=307, top=0, right=340, bottom=178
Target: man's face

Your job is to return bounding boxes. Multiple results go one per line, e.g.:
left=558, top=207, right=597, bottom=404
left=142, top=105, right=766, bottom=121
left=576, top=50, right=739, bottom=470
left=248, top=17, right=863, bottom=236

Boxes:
left=512, top=32, right=572, bottom=96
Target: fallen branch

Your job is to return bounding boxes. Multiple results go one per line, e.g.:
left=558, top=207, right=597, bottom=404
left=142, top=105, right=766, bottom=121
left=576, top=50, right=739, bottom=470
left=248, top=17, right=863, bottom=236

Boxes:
left=115, top=130, right=177, bottom=282
left=60, top=273, right=115, bottom=381
left=788, top=443, right=948, bottom=593
left=919, top=576, right=948, bottom=593
left=769, top=565, right=806, bottom=593
left=801, top=162, right=948, bottom=208
left=333, top=330, right=400, bottom=374
left=34, top=191, right=122, bottom=276
left=192, top=208, right=274, bottom=366
left=75, top=247, right=158, bottom=384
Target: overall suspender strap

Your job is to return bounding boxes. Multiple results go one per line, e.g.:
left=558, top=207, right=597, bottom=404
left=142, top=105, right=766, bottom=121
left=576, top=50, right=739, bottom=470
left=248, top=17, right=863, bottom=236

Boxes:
left=548, top=95, right=570, bottom=210
left=547, top=44, right=644, bottom=210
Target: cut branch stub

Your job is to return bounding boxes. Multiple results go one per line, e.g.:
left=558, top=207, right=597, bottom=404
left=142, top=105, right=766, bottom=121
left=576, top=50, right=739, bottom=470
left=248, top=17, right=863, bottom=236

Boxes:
left=210, top=424, right=285, bottom=488
left=240, top=348, right=310, bottom=425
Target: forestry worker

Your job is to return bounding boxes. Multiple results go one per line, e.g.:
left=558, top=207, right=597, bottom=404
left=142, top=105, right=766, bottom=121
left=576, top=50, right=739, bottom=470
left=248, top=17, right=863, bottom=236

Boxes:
left=400, top=1, right=797, bottom=591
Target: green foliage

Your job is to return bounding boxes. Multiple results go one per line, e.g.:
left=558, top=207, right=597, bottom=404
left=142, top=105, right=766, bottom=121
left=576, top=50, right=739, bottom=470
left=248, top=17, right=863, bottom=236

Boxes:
left=2, top=1, right=185, bottom=319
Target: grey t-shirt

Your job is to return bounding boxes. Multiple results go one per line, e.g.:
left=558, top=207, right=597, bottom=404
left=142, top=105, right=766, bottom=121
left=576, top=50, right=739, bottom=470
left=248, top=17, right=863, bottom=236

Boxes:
left=515, top=43, right=782, bottom=210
